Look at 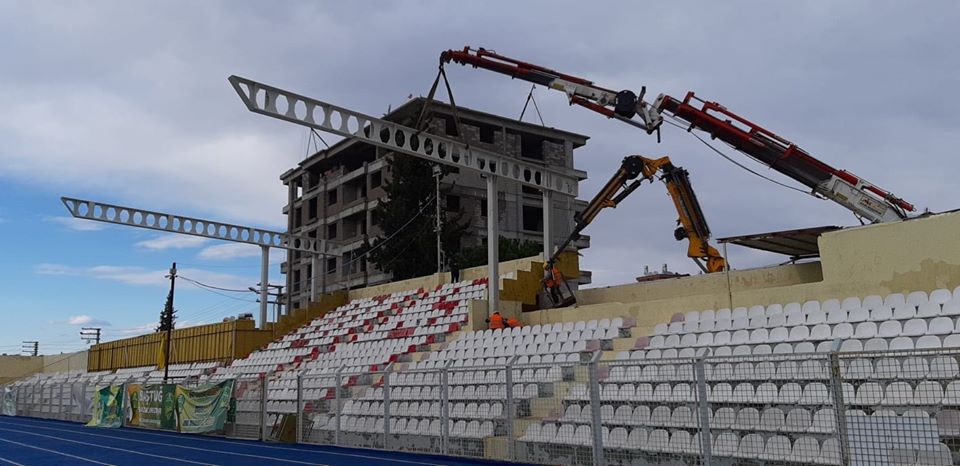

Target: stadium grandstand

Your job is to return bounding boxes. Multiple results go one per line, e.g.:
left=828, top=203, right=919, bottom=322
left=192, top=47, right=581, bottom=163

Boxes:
left=4, top=211, right=960, bottom=465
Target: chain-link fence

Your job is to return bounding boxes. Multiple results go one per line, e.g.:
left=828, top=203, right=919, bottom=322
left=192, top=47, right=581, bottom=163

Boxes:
left=4, top=347, right=960, bottom=465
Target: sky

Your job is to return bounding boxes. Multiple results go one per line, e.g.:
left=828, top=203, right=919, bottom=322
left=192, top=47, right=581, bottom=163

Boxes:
left=0, top=1, right=958, bottom=355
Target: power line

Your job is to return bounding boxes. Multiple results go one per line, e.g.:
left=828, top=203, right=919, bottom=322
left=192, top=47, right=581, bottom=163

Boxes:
left=177, top=275, right=252, bottom=293
left=663, top=116, right=817, bottom=197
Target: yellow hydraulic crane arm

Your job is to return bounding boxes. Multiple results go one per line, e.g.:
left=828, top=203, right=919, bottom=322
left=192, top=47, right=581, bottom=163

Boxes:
left=548, top=155, right=727, bottom=273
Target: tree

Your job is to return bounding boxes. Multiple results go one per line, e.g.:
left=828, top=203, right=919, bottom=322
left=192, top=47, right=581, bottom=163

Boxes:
left=458, top=236, right=544, bottom=269
left=368, top=154, right=468, bottom=281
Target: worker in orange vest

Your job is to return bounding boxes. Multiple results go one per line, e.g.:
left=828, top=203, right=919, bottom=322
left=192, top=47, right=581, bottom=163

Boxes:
left=505, top=317, right=522, bottom=328
left=486, top=311, right=505, bottom=329
left=543, top=262, right=565, bottom=306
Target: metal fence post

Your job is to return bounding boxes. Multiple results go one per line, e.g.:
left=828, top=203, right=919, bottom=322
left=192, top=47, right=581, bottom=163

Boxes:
left=505, top=358, right=516, bottom=461
left=827, top=344, right=850, bottom=466
left=587, top=353, right=605, bottom=466
left=80, top=382, right=88, bottom=421
left=57, top=384, right=65, bottom=420
left=120, top=382, right=127, bottom=427
left=260, top=376, right=269, bottom=441
left=383, top=368, right=392, bottom=450
left=296, top=373, right=303, bottom=444
left=334, top=366, right=343, bottom=446
left=694, top=357, right=713, bottom=465
left=441, top=362, right=451, bottom=455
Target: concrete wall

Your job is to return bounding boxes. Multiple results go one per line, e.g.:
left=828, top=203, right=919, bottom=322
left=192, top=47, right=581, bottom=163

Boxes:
left=0, top=356, right=43, bottom=385
left=533, top=211, right=960, bottom=336
left=42, top=351, right=88, bottom=374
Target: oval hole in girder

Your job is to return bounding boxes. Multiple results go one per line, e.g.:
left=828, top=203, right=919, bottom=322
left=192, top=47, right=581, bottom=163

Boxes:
left=489, top=162, right=497, bottom=174
left=294, top=100, right=307, bottom=119
left=347, top=116, right=359, bottom=134
left=437, top=142, right=447, bottom=159
left=194, top=221, right=204, bottom=234
left=75, top=202, right=87, bottom=216
left=394, top=129, right=406, bottom=147
left=240, top=229, right=250, bottom=241
left=329, top=111, right=342, bottom=131
left=145, top=214, right=155, bottom=227
left=534, top=171, right=542, bottom=185
left=229, top=227, right=239, bottom=240
left=423, top=138, right=433, bottom=155
left=207, top=223, right=217, bottom=235
left=119, top=209, right=130, bottom=223
left=451, top=146, right=460, bottom=163
left=523, top=168, right=532, bottom=182
left=93, top=205, right=103, bottom=218
left=477, top=158, right=485, bottom=170
left=181, top=219, right=191, bottom=232
left=255, top=88, right=268, bottom=110
left=105, top=207, right=116, bottom=220
left=159, top=216, right=169, bottom=229
left=262, top=233, right=271, bottom=244
left=274, top=94, right=289, bottom=115
left=252, top=231, right=261, bottom=243
left=379, top=126, right=390, bottom=143
left=133, top=212, right=143, bottom=225
left=409, top=133, right=420, bottom=152
left=294, top=239, right=301, bottom=249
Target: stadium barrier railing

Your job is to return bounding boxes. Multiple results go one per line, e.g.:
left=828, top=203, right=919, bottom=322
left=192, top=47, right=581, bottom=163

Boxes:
left=4, top=345, right=960, bottom=465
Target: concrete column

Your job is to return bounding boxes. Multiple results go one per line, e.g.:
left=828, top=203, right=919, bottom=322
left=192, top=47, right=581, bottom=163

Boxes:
left=487, top=175, right=499, bottom=315
left=310, top=254, right=320, bottom=302
left=260, top=245, right=269, bottom=329
left=542, top=190, right=553, bottom=263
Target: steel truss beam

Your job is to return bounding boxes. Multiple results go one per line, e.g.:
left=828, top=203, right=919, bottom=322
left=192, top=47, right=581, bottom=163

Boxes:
left=61, top=197, right=336, bottom=256
left=228, top=75, right=579, bottom=197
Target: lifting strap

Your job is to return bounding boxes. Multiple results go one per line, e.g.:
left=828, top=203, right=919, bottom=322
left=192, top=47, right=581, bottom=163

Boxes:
left=518, top=84, right=546, bottom=126
left=415, top=65, right=468, bottom=149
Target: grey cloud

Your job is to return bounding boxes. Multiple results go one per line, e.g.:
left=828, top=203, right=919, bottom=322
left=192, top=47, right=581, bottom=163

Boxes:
left=1, top=1, right=957, bottom=286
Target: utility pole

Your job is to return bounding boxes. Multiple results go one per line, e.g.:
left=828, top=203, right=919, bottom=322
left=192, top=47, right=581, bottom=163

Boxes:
left=21, top=341, right=38, bottom=357
left=250, top=283, right=284, bottom=322
left=160, top=262, right=177, bottom=384
left=80, top=327, right=102, bottom=345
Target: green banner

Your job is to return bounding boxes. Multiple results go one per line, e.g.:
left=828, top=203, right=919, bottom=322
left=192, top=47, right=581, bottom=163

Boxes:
left=139, top=384, right=177, bottom=430
left=175, top=380, right=234, bottom=434
left=87, top=385, right=124, bottom=428
left=2, top=387, right=14, bottom=416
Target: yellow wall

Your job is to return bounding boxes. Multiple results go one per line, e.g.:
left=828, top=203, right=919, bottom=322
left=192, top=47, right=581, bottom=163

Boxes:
left=88, top=319, right=275, bottom=371
left=0, top=356, right=43, bottom=385
left=532, top=212, right=960, bottom=335
left=348, top=273, right=449, bottom=300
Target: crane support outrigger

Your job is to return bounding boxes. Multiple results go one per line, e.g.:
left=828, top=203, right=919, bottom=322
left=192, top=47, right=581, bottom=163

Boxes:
left=543, top=154, right=726, bottom=308
left=440, top=46, right=915, bottom=224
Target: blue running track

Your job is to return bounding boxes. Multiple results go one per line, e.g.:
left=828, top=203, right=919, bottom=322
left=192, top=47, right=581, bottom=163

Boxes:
left=0, top=416, right=516, bottom=466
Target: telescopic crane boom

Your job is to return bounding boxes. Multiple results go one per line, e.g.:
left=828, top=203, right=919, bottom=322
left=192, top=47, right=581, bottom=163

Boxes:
left=551, top=155, right=727, bottom=275
left=440, top=46, right=915, bottom=224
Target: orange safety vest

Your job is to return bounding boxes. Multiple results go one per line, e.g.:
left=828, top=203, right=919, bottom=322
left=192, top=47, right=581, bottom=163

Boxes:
left=545, top=266, right=563, bottom=288
left=505, top=318, right=521, bottom=328
left=489, top=313, right=505, bottom=329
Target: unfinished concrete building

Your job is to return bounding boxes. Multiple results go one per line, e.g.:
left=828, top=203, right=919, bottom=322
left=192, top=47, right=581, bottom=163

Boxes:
left=280, top=98, right=590, bottom=310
